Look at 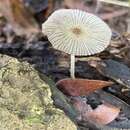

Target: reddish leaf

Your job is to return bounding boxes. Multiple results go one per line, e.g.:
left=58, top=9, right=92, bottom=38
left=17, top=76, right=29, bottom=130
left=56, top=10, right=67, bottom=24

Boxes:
left=85, top=103, right=120, bottom=125
left=56, top=78, right=113, bottom=96
left=71, top=97, right=120, bottom=125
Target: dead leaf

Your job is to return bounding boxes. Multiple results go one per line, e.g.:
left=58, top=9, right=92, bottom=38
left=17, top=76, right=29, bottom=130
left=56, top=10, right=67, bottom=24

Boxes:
left=85, top=103, right=120, bottom=125
left=56, top=78, right=113, bottom=96
left=0, top=0, right=39, bottom=35
left=71, top=97, right=120, bottom=125
left=92, top=60, right=130, bottom=89
left=79, top=90, right=130, bottom=129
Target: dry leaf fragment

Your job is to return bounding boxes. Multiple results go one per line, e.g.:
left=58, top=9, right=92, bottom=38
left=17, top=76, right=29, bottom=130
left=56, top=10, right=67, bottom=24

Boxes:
left=71, top=97, right=120, bottom=125
left=92, top=60, right=130, bottom=89
left=56, top=78, right=113, bottom=96
left=0, top=0, right=39, bottom=35
left=86, top=103, right=120, bottom=125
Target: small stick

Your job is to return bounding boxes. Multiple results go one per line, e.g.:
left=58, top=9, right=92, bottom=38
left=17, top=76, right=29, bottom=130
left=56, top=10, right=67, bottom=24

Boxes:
left=99, top=0, right=130, bottom=7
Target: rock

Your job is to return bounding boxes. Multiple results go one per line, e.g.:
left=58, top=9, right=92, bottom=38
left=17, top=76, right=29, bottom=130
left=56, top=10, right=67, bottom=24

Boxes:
left=39, top=74, right=78, bottom=120
left=0, top=54, right=77, bottom=130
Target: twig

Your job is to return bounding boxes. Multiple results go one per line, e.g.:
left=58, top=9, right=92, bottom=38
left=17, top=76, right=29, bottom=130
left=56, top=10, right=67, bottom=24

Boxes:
left=99, top=0, right=130, bottom=7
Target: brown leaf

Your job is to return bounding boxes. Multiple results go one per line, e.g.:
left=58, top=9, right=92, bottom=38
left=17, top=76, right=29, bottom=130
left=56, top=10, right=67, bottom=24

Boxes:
left=85, top=103, right=120, bottom=125
left=0, top=0, right=39, bottom=35
left=56, top=78, right=113, bottom=96
left=92, top=60, right=130, bottom=89
left=71, top=97, right=120, bottom=125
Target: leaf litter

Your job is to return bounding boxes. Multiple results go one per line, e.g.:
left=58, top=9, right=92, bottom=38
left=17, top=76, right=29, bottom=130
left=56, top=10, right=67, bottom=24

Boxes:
left=0, top=0, right=130, bottom=129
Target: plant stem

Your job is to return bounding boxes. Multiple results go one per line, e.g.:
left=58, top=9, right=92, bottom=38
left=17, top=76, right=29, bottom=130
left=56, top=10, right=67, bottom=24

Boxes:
left=70, top=54, right=75, bottom=79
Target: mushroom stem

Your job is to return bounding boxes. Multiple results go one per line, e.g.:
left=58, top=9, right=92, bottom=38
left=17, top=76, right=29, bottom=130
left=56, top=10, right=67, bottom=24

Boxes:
left=70, top=54, right=75, bottom=79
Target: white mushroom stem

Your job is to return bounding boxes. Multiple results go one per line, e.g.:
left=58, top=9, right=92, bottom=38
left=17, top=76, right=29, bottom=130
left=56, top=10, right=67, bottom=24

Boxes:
left=70, top=54, right=75, bottom=79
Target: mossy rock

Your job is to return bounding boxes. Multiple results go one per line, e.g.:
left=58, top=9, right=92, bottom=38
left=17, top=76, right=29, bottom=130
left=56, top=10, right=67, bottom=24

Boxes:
left=0, top=54, right=77, bottom=130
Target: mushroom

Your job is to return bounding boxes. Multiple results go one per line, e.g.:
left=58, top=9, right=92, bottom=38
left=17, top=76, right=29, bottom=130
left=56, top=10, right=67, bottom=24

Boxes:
left=42, top=9, right=112, bottom=79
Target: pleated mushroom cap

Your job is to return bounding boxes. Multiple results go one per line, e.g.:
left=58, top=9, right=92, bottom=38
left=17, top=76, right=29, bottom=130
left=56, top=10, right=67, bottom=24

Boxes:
left=42, top=9, right=112, bottom=56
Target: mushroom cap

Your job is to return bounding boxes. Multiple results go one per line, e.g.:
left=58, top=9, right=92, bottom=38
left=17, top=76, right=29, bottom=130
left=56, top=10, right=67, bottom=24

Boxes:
left=42, top=9, right=112, bottom=56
